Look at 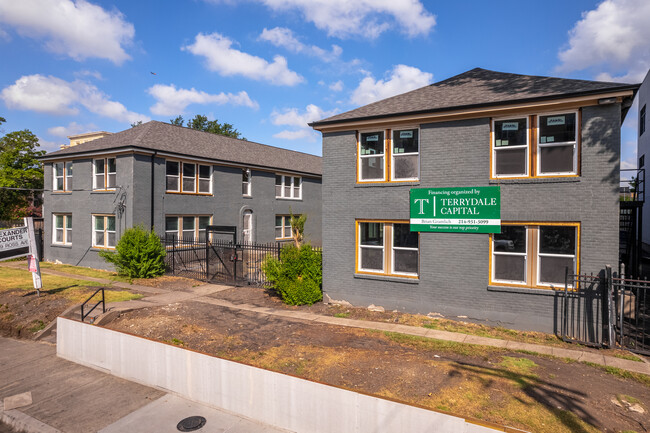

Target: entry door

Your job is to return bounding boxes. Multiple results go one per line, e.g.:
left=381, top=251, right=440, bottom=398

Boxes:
left=242, top=211, right=253, bottom=243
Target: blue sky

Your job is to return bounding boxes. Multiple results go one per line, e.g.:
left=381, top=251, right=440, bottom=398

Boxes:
left=0, top=0, right=648, bottom=169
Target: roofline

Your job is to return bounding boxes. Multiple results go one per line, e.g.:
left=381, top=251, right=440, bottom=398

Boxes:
left=38, top=145, right=322, bottom=177
left=67, top=131, right=112, bottom=139
left=309, top=84, right=640, bottom=128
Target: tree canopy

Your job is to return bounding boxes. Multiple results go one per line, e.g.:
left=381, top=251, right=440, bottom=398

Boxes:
left=0, top=128, right=45, bottom=220
left=170, top=114, right=245, bottom=140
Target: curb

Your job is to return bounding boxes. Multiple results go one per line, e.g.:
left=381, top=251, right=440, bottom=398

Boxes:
left=1, top=409, right=61, bottom=433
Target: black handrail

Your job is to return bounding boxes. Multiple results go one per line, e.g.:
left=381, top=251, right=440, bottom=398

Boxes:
left=81, top=288, right=105, bottom=322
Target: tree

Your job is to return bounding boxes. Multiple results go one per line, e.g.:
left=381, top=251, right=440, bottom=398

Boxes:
left=0, top=129, right=45, bottom=220
left=130, top=120, right=143, bottom=128
left=170, top=114, right=245, bottom=140
left=290, top=211, right=307, bottom=247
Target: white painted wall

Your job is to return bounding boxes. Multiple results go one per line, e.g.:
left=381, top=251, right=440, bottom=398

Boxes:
left=56, top=318, right=516, bottom=433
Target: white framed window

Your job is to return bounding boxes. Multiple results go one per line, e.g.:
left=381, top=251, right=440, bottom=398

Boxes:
left=166, top=160, right=212, bottom=194
left=358, top=131, right=386, bottom=182
left=490, top=223, right=579, bottom=289
left=165, top=216, right=212, bottom=242
left=492, top=118, right=529, bottom=178
left=92, top=215, right=116, bottom=248
left=93, top=158, right=116, bottom=190
left=275, top=215, right=293, bottom=240
left=242, top=169, right=251, bottom=196
left=275, top=175, right=302, bottom=199
left=357, top=221, right=419, bottom=277
left=53, top=214, right=72, bottom=245
left=537, top=112, right=578, bottom=176
left=53, top=162, right=73, bottom=191
left=391, top=128, right=419, bottom=181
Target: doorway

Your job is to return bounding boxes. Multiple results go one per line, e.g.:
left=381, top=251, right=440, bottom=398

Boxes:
left=242, top=210, right=253, bottom=243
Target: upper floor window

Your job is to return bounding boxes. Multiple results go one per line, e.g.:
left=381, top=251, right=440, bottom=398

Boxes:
left=93, top=158, right=116, bottom=190
left=92, top=214, right=116, bottom=248
left=358, top=128, right=420, bottom=183
left=641, top=104, right=646, bottom=136
left=275, top=175, right=301, bottom=199
left=242, top=169, right=251, bottom=196
left=165, top=160, right=211, bottom=194
left=492, top=112, right=578, bottom=179
left=53, top=162, right=73, bottom=191
left=53, top=214, right=72, bottom=245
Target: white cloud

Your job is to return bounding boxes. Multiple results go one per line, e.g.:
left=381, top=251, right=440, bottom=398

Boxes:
left=557, top=0, right=650, bottom=82
left=183, top=32, right=303, bottom=86
left=74, top=69, right=103, bottom=80
left=37, top=137, right=64, bottom=152
left=329, top=80, right=343, bottom=92
left=256, top=0, right=435, bottom=39
left=147, top=84, right=259, bottom=116
left=271, top=103, right=337, bottom=140
left=47, top=121, right=96, bottom=137
left=259, top=27, right=342, bottom=62
left=1, top=74, right=149, bottom=124
left=0, top=0, right=134, bottom=64
left=350, top=65, right=433, bottom=105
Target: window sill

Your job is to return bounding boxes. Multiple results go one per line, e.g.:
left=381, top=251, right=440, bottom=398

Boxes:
left=354, top=273, right=419, bottom=284
left=354, top=181, right=420, bottom=188
left=243, top=195, right=253, bottom=199
left=275, top=197, right=303, bottom=201
left=91, top=247, right=115, bottom=251
left=52, top=191, right=72, bottom=194
left=91, top=190, right=116, bottom=194
left=50, top=244, right=72, bottom=249
left=487, top=285, right=565, bottom=296
left=489, top=177, right=580, bottom=185
left=165, top=191, right=213, bottom=196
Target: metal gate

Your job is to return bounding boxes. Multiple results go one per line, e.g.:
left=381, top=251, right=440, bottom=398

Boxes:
left=612, top=274, right=650, bottom=356
left=561, top=271, right=608, bottom=347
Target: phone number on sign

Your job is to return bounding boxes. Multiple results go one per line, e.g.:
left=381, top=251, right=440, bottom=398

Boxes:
left=458, top=220, right=490, bottom=225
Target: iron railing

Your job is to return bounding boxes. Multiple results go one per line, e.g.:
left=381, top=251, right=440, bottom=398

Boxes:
left=612, top=273, right=650, bottom=356
left=81, top=287, right=105, bottom=323
left=562, top=270, right=606, bottom=347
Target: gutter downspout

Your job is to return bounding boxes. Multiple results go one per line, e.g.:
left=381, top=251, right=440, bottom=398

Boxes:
left=151, top=152, right=157, bottom=230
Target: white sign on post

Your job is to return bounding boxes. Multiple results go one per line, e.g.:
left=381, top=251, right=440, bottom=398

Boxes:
left=25, top=217, right=42, bottom=295
left=0, top=226, right=30, bottom=260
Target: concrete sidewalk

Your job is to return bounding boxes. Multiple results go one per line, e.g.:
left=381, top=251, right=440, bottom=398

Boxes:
left=0, top=337, right=289, bottom=433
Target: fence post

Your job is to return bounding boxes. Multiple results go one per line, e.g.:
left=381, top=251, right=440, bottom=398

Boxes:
left=205, top=236, right=209, bottom=282
left=605, top=265, right=615, bottom=348
left=562, top=267, right=568, bottom=341
left=172, top=235, right=176, bottom=275
left=619, top=263, right=625, bottom=347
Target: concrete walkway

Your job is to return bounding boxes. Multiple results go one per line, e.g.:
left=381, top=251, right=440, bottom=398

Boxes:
left=0, top=338, right=290, bottom=433
left=3, top=262, right=649, bottom=376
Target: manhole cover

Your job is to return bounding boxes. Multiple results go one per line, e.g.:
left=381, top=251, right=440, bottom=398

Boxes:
left=177, top=416, right=206, bottom=432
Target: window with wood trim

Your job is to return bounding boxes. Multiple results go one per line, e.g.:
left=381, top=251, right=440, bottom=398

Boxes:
left=92, top=215, right=116, bottom=248
left=358, top=128, right=420, bottom=183
left=242, top=169, right=251, bottom=196
left=356, top=221, right=419, bottom=278
left=165, top=160, right=212, bottom=194
left=165, top=215, right=211, bottom=241
left=275, top=215, right=293, bottom=240
left=53, top=162, right=73, bottom=191
left=275, top=175, right=301, bottom=199
left=492, top=112, right=579, bottom=179
left=490, top=223, right=579, bottom=288
left=93, top=158, right=116, bottom=190
left=53, top=214, right=72, bottom=245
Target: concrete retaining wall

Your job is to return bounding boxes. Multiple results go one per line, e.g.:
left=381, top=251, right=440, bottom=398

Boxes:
left=57, top=317, right=514, bottom=433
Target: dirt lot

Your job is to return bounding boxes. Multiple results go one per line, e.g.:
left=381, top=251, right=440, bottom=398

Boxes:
left=104, top=285, right=650, bottom=433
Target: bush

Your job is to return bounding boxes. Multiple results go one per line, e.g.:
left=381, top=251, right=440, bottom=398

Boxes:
left=263, top=244, right=322, bottom=305
left=99, top=226, right=166, bottom=278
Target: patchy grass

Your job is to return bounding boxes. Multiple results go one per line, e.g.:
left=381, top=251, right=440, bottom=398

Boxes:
left=170, top=338, right=185, bottom=346
left=334, top=312, right=350, bottom=318
left=582, top=362, right=650, bottom=387
left=28, top=320, right=45, bottom=333
left=613, top=352, right=644, bottom=362
left=383, top=331, right=505, bottom=358
left=617, top=394, right=642, bottom=405
left=38, top=262, right=130, bottom=283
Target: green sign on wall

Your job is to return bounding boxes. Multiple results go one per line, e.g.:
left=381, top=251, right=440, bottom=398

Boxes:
left=410, top=186, right=501, bottom=233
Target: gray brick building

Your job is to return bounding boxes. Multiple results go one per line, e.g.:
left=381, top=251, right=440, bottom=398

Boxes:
left=311, top=68, right=639, bottom=334
left=40, top=121, right=322, bottom=270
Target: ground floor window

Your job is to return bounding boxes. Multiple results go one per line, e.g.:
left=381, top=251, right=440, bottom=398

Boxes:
left=53, top=214, right=72, bottom=245
left=165, top=215, right=211, bottom=241
left=92, top=215, right=116, bottom=249
left=275, top=215, right=293, bottom=240
left=490, top=222, right=579, bottom=288
left=356, top=220, right=419, bottom=278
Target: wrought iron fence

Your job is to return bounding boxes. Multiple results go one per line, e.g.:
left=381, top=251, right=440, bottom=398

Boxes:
left=561, top=271, right=606, bottom=347
left=612, top=275, right=650, bottom=356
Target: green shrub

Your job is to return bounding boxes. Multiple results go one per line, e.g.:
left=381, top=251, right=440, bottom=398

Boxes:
left=99, top=226, right=166, bottom=278
left=263, top=244, right=322, bottom=305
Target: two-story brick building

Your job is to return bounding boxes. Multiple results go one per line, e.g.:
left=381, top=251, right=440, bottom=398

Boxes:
left=311, top=68, right=639, bottom=333
left=40, top=121, right=322, bottom=270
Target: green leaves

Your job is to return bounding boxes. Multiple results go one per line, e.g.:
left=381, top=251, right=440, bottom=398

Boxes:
left=99, top=226, right=166, bottom=278
left=170, top=114, right=245, bottom=140
left=262, top=244, right=322, bottom=306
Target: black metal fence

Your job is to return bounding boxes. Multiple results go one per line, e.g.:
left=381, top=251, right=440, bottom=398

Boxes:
left=561, top=271, right=606, bottom=347
left=612, top=274, right=650, bottom=356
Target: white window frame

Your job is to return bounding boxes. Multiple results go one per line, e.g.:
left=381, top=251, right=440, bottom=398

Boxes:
left=52, top=213, right=72, bottom=245
left=391, top=224, right=419, bottom=277
left=197, top=164, right=211, bottom=194
left=182, top=162, right=196, bottom=193
left=491, top=226, right=528, bottom=286
left=536, top=111, right=578, bottom=176
left=275, top=215, right=293, bottom=240
left=275, top=175, right=302, bottom=199
left=166, top=160, right=212, bottom=194
left=242, top=168, right=252, bottom=197
left=358, top=130, right=387, bottom=183
left=390, top=127, right=420, bottom=182
left=492, top=117, right=529, bottom=178
left=536, top=226, right=577, bottom=287
left=93, top=158, right=116, bottom=190
left=357, top=221, right=419, bottom=277
left=165, top=160, right=180, bottom=192
left=165, top=215, right=212, bottom=242
left=92, top=214, right=116, bottom=249
left=358, top=222, right=385, bottom=273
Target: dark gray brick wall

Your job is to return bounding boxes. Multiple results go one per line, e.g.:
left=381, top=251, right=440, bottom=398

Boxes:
left=322, top=104, right=621, bottom=334
left=44, top=154, right=321, bottom=270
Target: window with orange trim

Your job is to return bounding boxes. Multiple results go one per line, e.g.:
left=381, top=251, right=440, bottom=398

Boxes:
left=357, top=128, right=420, bottom=183
left=357, top=221, right=419, bottom=277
